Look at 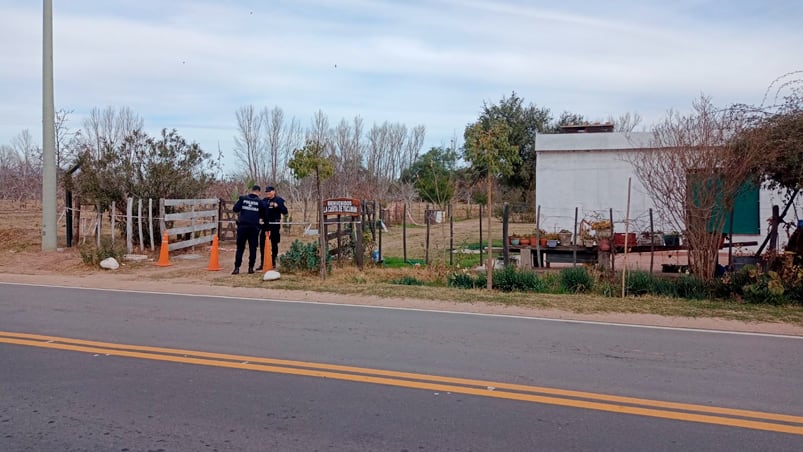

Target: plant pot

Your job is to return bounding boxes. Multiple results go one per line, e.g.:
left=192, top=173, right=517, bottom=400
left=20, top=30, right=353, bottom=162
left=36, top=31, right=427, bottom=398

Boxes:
left=511, top=238, right=520, bottom=246
left=663, top=235, right=680, bottom=247
left=558, top=232, right=572, bottom=246
left=583, top=239, right=595, bottom=248
left=546, top=239, right=558, bottom=248
left=519, top=238, right=530, bottom=246
left=539, top=237, right=547, bottom=247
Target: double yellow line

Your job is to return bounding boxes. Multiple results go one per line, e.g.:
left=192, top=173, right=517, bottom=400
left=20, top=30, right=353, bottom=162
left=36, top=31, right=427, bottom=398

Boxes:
left=3, top=330, right=802, bottom=435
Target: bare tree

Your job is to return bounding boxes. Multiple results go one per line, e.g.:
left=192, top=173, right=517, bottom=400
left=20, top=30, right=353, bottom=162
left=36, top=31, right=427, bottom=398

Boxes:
left=331, top=116, right=366, bottom=197
left=608, top=111, right=644, bottom=132
left=55, top=109, right=81, bottom=170
left=261, top=106, right=302, bottom=185
left=82, top=106, right=144, bottom=160
left=233, top=105, right=265, bottom=183
left=629, top=96, right=764, bottom=280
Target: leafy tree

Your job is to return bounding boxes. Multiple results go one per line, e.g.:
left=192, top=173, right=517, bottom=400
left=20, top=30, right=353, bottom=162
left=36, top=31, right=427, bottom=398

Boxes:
left=75, top=128, right=216, bottom=245
left=474, top=92, right=551, bottom=203
left=463, top=119, right=520, bottom=289
left=749, top=83, right=803, bottom=194
left=288, top=140, right=335, bottom=280
left=399, top=146, right=456, bottom=207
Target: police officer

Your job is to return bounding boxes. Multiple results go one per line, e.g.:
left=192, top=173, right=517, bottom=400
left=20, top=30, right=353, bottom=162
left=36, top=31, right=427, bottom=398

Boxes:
left=257, top=185, right=288, bottom=271
left=232, top=185, right=267, bottom=274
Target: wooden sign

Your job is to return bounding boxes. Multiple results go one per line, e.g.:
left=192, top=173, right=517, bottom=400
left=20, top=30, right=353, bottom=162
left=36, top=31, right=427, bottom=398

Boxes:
left=322, top=198, right=361, bottom=216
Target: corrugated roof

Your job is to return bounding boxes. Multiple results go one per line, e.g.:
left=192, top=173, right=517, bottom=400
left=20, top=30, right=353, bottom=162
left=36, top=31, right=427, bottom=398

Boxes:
left=535, top=131, right=654, bottom=152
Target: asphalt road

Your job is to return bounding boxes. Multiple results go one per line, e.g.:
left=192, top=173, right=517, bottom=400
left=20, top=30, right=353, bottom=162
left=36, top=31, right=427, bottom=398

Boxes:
left=1, top=282, right=802, bottom=451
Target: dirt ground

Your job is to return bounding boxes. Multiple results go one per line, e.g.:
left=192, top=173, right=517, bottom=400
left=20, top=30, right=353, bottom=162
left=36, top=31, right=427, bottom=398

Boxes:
left=2, top=200, right=802, bottom=336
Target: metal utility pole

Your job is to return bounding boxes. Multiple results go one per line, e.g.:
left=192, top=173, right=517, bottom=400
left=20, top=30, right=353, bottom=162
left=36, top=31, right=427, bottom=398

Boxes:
left=42, top=0, right=58, bottom=251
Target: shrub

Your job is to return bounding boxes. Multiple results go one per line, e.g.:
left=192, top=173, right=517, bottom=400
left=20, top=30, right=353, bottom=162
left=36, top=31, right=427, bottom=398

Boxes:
left=447, top=271, right=481, bottom=289
left=624, top=271, right=656, bottom=296
left=493, top=267, right=541, bottom=292
left=559, top=267, right=594, bottom=293
left=675, top=275, right=710, bottom=300
left=79, top=238, right=125, bottom=266
left=279, top=239, right=330, bottom=274
left=391, top=276, right=425, bottom=286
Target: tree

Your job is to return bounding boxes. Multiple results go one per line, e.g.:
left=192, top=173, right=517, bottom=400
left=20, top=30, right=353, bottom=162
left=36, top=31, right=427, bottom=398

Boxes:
left=629, top=96, right=764, bottom=280
left=288, top=140, right=335, bottom=280
left=82, top=106, right=143, bottom=160
left=399, top=146, right=456, bottom=207
left=463, top=120, right=520, bottom=289
left=747, top=74, right=803, bottom=194
left=75, top=128, right=215, bottom=245
left=261, top=106, right=302, bottom=185
left=233, top=105, right=265, bottom=183
left=474, top=92, right=551, bottom=204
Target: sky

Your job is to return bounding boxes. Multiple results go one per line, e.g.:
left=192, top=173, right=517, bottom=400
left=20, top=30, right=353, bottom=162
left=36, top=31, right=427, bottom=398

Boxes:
left=1, top=0, right=802, bottom=174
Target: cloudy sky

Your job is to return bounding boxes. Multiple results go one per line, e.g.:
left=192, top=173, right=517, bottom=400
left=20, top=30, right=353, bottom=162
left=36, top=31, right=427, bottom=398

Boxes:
left=1, top=0, right=801, bottom=172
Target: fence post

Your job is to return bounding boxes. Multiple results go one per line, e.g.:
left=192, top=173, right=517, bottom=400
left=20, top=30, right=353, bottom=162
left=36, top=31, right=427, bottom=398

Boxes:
left=502, top=203, right=509, bottom=267
left=159, top=198, right=166, bottom=242
left=96, top=201, right=101, bottom=248
left=425, top=205, right=431, bottom=265
left=478, top=204, right=483, bottom=266
left=148, top=198, right=154, bottom=251
left=138, top=198, right=144, bottom=253
left=403, top=203, right=407, bottom=264
left=110, top=203, right=116, bottom=246
left=449, top=202, right=454, bottom=266
left=126, top=197, right=133, bottom=254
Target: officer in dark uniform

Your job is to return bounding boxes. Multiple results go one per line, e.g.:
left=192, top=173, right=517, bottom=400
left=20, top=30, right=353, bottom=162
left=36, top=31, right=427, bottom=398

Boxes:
left=232, top=185, right=267, bottom=274
left=257, top=185, right=288, bottom=270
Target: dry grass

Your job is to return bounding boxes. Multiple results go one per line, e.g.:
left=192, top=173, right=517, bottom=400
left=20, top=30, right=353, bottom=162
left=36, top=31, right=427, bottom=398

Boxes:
left=2, top=200, right=802, bottom=327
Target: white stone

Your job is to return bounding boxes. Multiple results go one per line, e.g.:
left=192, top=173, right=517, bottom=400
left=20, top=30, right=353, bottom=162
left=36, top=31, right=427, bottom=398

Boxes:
left=263, top=270, right=281, bottom=281
left=124, top=254, right=148, bottom=262
left=100, top=257, right=120, bottom=270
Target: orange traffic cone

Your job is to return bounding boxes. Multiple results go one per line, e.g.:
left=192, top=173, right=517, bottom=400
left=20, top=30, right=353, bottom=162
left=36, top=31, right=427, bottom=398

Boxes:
left=155, top=231, right=171, bottom=267
left=207, top=234, right=221, bottom=271
left=264, top=231, right=274, bottom=272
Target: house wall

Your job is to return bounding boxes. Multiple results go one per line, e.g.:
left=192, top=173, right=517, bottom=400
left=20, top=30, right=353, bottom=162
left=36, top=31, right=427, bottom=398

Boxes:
left=534, top=132, right=799, bottom=251
left=535, top=148, right=665, bottom=232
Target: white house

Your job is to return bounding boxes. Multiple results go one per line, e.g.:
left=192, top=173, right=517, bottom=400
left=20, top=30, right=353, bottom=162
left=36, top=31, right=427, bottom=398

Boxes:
left=533, top=130, right=797, bottom=251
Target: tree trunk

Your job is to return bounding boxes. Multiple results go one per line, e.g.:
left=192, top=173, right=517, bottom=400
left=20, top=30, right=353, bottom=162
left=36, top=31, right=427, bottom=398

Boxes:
left=316, top=171, right=326, bottom=280
left=486, top=176, right=493, bottom=290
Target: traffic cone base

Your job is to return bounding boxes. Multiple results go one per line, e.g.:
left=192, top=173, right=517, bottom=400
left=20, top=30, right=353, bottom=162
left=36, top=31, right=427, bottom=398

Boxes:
left=155, top=232, right=171, bottom=267
left=207, top=234, right=222, bottom=271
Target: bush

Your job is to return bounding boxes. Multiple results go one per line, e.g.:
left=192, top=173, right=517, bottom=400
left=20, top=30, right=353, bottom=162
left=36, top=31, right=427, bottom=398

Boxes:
left=559, top=267, right=594, bottom=293
left=279, top=239, right=330, bottom=274
left=391, top=276, right=425, bottom=286
left=624, top=271, right=656, bottom=296
left=675, top=275, right=710, bottom=300
left=493, top=267, right=542, bottom=292
left=447, top=271, right=481, bottom=289
left=79, top=238, right=125, bottom=266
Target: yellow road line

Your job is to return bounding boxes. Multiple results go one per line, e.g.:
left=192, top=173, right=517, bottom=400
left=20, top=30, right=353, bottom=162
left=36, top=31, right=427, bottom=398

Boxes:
left=2, top=331, right=802, bottom=435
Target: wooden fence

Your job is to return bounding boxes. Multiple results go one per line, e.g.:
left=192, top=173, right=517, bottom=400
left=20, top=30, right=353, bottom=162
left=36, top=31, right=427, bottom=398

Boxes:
left=159, top=198, right=219, bottom=252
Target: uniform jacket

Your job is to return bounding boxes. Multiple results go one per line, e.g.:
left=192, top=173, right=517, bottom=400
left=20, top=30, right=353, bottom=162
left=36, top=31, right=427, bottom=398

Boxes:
left=233, top=193, right=266, bottom=227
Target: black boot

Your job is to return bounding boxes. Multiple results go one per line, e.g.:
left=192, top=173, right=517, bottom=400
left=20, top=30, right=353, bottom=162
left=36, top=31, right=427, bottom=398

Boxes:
left=231, top=267, right=240, bottom=275
left=255, top=265, right=263, bottom=271
left=248, top=267, right=255, bottom=274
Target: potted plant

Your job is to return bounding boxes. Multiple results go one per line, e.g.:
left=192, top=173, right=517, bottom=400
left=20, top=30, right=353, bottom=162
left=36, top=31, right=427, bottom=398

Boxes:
left=557, top=229, right=573, bottom=246
left=545, top=232, right=560, bottom=247
left=581, top=231, right=595, bottom=247
left=535, top=228, right=547, bottom=247
left=509, top=234, right=520, bottom=246
left=591, top=220, right=612, bottom=238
